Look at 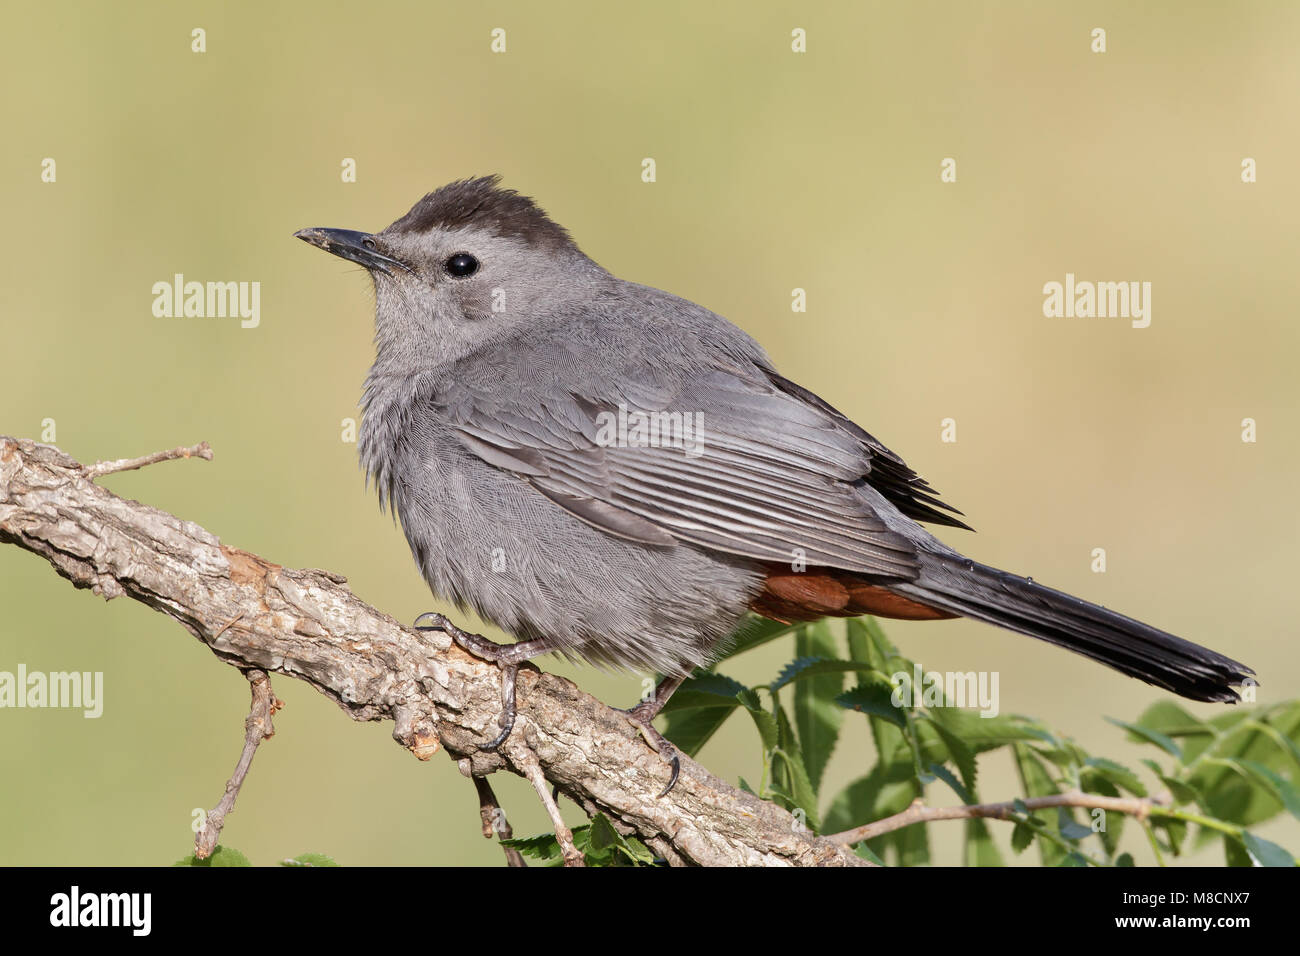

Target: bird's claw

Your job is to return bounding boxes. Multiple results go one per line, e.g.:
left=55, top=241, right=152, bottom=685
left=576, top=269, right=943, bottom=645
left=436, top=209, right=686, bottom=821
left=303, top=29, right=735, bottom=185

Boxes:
left=621, top=702, right=681, bottom=798
left=414, top=612, right=519, bottom=751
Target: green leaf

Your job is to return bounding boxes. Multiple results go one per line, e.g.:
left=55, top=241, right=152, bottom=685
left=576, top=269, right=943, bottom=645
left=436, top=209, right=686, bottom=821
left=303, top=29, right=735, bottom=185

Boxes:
left=773, top=699, right=820, bottom=831
left=1010, top=822, right=1035, bottom=855
left=1107, top=717, right=1182, bottom=759
left=659, top=671, right=748, bottom=712
left=922, top=715, right=978, bottom=799
left=1158, top=774, right=1203, bottom=806
left=792, top=622, right=846, bottom=791
left=499, top=832, right=563, bottom=862
left=737, top=688, right=779, bottom=753
left=1013, top=744, right=1066, bottom=866
left=174, top=845, right=252, bottom=867
left=1132, top=700, right=1213, bottom=739
left=617, top=836, right=658, bottom=866
left=1241, top=832, right=1297, bottom=867
left=927, top=762, right=973, bottom=805
left=1187, top=706, right=1300, bottom=832
left=588, top=813, right=620, bottom=852
left=1224, top=835, right=1253, bottom=867
left=1116, top=852, right=1135, bottom=867
left=660, top=704, right=736, bottom=757
left=1081, top=757, right=1148, bottom=797
left=854, top=842, right=886, bottom=865
left=930, top=709, right=1055, bottom=751
left=1154, top=817, right=1188, bottom=856
left=280, top=853, right=338, bottom=867
left=1229, top=759, right=1300, bottom=821
left=773, top=657, right=881, bottom=692
left=838, top=679, right=905, bottom=728
left=1057, top=808, right=1093, bottom=841
left=964, top=818, right=1004, bottom=867
left=1079, top=774, right=1126, bottom=856
left=721, top=616, right=805, bottom=659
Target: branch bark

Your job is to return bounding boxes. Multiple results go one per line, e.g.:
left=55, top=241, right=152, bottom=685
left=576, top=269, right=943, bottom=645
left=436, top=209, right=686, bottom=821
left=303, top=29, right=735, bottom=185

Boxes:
left=0, top=437, right=864, bottom=867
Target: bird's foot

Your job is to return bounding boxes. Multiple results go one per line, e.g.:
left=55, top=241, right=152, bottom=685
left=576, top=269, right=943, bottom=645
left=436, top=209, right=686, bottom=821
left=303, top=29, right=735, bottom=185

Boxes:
left=414, top=611, right=524, bottom=751
left=620, top=699, right=681, bottom=798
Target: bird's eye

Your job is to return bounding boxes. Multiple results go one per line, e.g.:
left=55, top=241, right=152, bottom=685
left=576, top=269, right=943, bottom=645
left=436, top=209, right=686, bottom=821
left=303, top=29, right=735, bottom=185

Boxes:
left=444, top=253, right=479, bottom=278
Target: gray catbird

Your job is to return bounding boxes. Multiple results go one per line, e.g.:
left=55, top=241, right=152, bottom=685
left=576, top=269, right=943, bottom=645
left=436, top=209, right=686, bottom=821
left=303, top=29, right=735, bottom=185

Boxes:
left=296, top=176, right=1252, bottom=793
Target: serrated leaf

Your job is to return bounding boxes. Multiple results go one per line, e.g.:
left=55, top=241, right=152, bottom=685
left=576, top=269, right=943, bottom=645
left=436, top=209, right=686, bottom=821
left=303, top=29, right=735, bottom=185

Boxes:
left=792, top=622, right=846, bottom=791
left=964, top=818, right=1004, bottom=867
left=1107, top=717, right=1182, bottom=759
left=922, top=716, right=978, bottom=800
left=659, top=671, right=749, bottom=712
left=1013, top=744, right=1066, bottom=866
left=930, top=709, right=1055, bottom=750
left=737, top=688, right=780, bottom=753
left=1082, top=757, right=1147, bottom=797
left=927, top=762, right=973, bottom=805
left=1079, top=774, right=1125, bottom=855
left=1057, top=807, right=1093, bottom=841
left=661, top=704, right=736, bottom=757
left=774, top=657, right=881, bottom=692
left=499, top=832, right=563, bottom=861
left=774, top=699, right=820, bottom=831
left=722, top=616, right=805, bottom=659
left=1010, top=822, right=1035, bottom=854
left=837, top=680, right=905, bottom=728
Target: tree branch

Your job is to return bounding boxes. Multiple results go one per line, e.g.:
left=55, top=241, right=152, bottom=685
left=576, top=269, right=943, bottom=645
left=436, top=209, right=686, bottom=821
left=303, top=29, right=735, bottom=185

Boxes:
left=0, top=437, right=864, bottom=867
left=194, top=669, right=281, bottom=858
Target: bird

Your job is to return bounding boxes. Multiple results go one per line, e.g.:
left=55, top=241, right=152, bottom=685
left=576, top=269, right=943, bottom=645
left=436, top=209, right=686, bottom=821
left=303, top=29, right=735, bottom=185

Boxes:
left=295, top=176, right=1253, bottom=794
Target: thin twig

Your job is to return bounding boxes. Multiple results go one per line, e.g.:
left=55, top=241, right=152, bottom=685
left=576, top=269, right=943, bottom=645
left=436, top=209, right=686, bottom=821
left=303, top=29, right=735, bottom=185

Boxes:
left=828, top=789, right=1166, bottom=846
left=194, top=669, right=281, bottom=858
left=86, top=441, right=212, bottom=479
left=472, top=774, right=526, bottom=867
left=516, top=747, right=584, bottom=866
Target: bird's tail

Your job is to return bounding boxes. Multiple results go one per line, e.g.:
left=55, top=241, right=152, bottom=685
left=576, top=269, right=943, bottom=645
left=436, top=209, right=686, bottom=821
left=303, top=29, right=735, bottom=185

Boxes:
left=890, top=553, right=1254, bottom=703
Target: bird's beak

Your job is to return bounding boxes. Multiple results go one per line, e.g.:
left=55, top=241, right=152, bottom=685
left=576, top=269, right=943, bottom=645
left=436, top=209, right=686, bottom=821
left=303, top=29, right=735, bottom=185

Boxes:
left=293, top=227, right=411, bottom=275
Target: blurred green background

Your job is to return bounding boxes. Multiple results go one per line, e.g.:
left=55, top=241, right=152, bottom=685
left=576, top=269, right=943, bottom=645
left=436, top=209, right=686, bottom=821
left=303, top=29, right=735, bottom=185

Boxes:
left=2, top=1, right=1296, bottom=865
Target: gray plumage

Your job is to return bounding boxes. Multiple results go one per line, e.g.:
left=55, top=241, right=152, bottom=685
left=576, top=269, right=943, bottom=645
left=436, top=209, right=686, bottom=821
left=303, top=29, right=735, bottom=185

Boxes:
left=298, top=176, right=1252, bottom=702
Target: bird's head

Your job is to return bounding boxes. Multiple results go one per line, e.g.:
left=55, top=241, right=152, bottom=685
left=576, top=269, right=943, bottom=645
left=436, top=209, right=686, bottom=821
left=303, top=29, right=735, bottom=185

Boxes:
left=295, top=176, right=605, bottom=366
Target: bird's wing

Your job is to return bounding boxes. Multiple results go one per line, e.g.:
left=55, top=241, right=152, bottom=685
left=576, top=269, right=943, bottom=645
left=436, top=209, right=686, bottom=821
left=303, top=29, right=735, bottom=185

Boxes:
left=431, top=359, right=964, bottom=579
